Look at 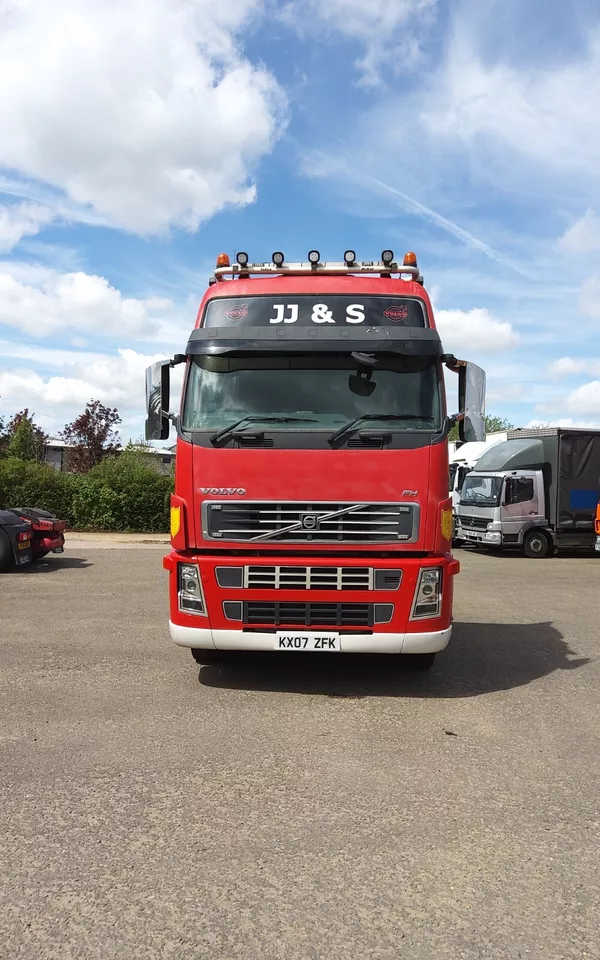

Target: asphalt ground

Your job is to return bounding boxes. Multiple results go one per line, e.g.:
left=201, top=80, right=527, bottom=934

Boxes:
left=1, top=544, right=598, bottom=960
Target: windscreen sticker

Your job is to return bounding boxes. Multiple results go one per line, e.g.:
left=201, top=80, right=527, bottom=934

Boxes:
left=224, top=303, right=248, bottom=321
left=384, top=305, right=409, bottom=321
left=203, top=296, right=427, bottom=328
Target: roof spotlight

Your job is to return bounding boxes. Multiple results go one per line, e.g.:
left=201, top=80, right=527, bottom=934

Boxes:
left=272, top=251, right=285, bottom=266
left=344, top=250, right=357, bottom=265
left=381, top=249, right=394, bottom=264
left=236, top=251, right=249, bottom=267
left=308, top=250, right=320, bottom=264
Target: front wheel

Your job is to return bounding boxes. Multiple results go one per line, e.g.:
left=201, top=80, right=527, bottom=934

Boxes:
left=191, top=648, right=225, bottom=665
left=523, top=529, right=552, bottom=559
left=402, top=652, right=436, bottom=670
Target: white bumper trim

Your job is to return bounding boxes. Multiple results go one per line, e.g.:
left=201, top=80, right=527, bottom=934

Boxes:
left=169, top=622, right=452, bottom=655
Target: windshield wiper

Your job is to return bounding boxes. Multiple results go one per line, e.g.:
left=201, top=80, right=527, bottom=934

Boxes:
left=211, top=416, right=318, bottom=446
left=328, top=414, right=429, bottom=446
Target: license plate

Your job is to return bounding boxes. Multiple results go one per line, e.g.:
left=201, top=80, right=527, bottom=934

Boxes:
left=52, top=547, right=64, bottom=554
left=276, top=632, right=340, bottom=652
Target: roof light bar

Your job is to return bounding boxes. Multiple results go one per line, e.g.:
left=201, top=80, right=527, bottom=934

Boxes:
left=213, top=259, right=421, bottom=279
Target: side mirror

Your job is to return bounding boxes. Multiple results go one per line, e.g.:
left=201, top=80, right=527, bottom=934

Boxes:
left=145, top=360, right=171, bottom=440
left=458, top=361, right=486, bottom=442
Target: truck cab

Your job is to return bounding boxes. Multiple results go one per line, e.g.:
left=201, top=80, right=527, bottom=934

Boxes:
left=147, top=249, right=486, bottom=666
left=457, top=469, right=548, bottom=556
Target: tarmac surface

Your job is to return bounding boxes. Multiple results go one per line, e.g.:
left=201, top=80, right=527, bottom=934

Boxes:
left=1, top=543, right=598, bottom=959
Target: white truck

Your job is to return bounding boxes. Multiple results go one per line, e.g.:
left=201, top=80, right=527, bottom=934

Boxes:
left=449, top=434, right=507, bottom=539
left=455, top=427, right=600, bottom=557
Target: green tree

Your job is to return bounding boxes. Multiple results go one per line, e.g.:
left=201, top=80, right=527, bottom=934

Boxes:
left=1, top=409, right=48, bottom=462
left=7, top=419, right=38, bottom=461
left=448, top=415, right=514, bottom=443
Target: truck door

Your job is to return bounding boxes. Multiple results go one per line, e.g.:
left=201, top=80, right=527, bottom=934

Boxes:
left=502, top=474, right=542, bottom=540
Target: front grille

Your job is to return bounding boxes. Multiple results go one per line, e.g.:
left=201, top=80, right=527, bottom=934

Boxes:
left=204, top=501, right=417, bottom=543
left=244, top=601, right=376, bottom=628
left=246, top=565, right=372, bottom=590
left=459, top=515, right=489, bottom=531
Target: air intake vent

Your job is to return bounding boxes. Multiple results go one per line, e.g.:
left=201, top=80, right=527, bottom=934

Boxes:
left=374, top=569, right=402, bottom=590
left=235, top=435, right=274, bottom=448
left=204, top=501, right=417, bottom=543
left=244, top=601, right=378, bottom=628
left=347, top=436, right=386, bottom=449
left=246, top=566, right=372, bottom=590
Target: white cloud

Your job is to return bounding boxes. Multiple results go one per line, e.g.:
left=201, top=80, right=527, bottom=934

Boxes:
left=0, top=0, right=285, bottom=234
left=548, top=356, right=600, bottom=379
left=281, top=0, right=437, bottom=86
left=0, top=202, right=56, bottom=252
left=420, top=24, right=600, bottom=196
left=566, top=380, right=600, bottom=416
left=0, top=265, right=182, bottom=339
left=558, top=210, right=600, bottom=255
left=435, top=307, right=518, bottom=353
left=0, top=348, right=170, bottom=410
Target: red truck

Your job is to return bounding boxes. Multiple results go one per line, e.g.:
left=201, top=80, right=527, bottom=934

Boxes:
left=146, top=250, right=485, bottom=669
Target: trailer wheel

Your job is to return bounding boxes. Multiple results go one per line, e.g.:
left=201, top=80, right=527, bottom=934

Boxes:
left=0, top=530, right=12, bottom=572
left=523, top=530, right=551, bottom=559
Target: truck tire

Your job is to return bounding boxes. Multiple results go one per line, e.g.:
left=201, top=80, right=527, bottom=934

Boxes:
left=523, top=530, right=551, bottom=559
left=0, top=529, right=12, bottom=572
left=191, top=648, right=225, bottom=665
left=403, top=652, right=436, bottom=670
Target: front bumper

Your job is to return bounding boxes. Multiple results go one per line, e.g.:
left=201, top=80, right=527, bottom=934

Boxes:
left=165, top=551, right=459, bottom=653
left=169, top=622, right=453, bottom=654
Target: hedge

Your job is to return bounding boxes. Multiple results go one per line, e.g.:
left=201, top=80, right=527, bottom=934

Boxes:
left=0, top=450, right=172, bottom=533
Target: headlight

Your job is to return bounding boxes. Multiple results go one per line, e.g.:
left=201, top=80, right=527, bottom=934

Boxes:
left=178, top=563, right=207, bottom=616
left=484, top=531, right=502, bottom=542
left=411, top=567, right=442, bottom=620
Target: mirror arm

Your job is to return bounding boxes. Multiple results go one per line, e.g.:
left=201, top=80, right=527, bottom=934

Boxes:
left=443, top=354, right=466, bottom=374
left=171, top=354, right=186, bottom=367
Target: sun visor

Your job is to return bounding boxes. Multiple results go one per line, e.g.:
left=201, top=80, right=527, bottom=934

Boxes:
left=186, top=326, right=443, bottom=356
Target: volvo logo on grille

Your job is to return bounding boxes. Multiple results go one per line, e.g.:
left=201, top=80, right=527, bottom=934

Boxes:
left=301, top=513, right=319, bottom=530
left=200, top=487, right=246, bottom=496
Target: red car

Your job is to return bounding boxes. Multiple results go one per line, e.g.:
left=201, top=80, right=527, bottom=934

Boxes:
left=7, top=507, right=66, bottom=560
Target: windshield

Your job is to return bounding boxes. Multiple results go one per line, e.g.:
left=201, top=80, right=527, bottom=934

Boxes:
left=460, top=475, right=503, bottom=507
left=182, top=352, right=442, bottom=433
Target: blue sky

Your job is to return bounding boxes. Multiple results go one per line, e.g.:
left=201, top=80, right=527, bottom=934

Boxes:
left=1, top=0, right=600, bottom=440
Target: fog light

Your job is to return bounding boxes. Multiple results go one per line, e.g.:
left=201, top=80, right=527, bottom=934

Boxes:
left=411, top=567, right=442, bottom=620
left=178, top=563, right=207, bottom=617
